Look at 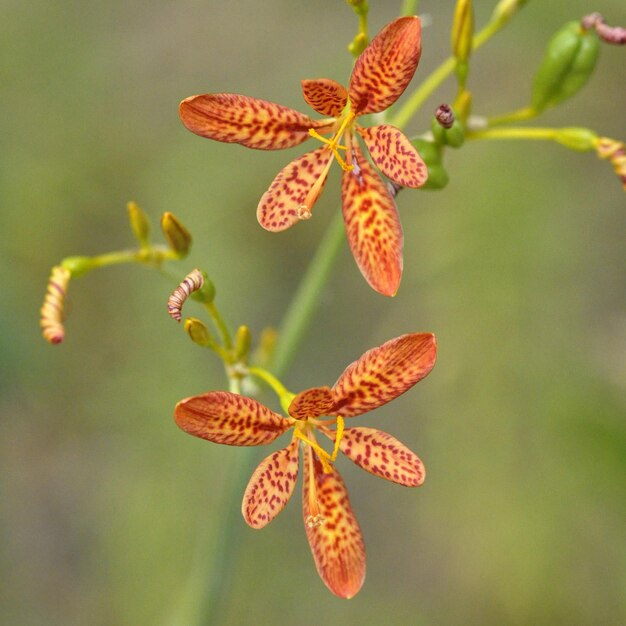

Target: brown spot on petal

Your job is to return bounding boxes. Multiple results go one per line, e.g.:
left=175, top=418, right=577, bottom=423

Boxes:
left=332, top=333, right=437, bottom=417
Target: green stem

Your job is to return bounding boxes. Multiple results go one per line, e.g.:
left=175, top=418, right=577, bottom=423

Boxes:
left=486, top=106, right=537, bottom=127
left=401, top=0, right=419, bottom=16
left=247, top=366, right=294, bottom=410
left=269, top=209, right=346, bottom=379
left=467, top=127, right=557, bottom=142
left=204, top=301, right=233, bottom=351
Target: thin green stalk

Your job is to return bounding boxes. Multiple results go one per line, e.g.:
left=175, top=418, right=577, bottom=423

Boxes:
left=401, top=0, right=419, bottom=16
left=269, top=209, right=346, bottom=378
left=204, top=301, right=233, bottom=350
left=487, top=106, right=537, bottom=127
left=468, top=127, right=557, bottom=142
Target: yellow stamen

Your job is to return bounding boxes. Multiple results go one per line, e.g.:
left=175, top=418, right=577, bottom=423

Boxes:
left=308, top=112, right=356, bottom=172
left=329, top=416, right=345, bottom=462
left=294, top=428, right=333, bottom=473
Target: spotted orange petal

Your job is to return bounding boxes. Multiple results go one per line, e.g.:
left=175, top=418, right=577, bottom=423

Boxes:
left=332, top=333, right=437, bottom=418
left=179, top=93, right=319, bottom=150
left=322, top=427, right=425, bottom=487
left=341, top=142, right=403, bottom=296
left=288, top=386, right=336, bottom=420
left=301, top=78, right=348, bottom=117
left=358, top=124, right=428, bottom=188
left=242, top=439, right=300, bottom=529
left=174, top=391, right=290, bottom=446
left=302, top=446, right=365, bottom=598
left=257, top=147, right=333, bottom=232
left=348, top=16, right=422, bottom=115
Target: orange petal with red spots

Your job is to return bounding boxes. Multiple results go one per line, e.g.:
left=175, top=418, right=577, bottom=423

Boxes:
left=302, top=446, right=366, bottom=598
left=257, top=147, right=333, bottom=232
left=358, top=124, right=428, bottom=188
left=179, top=93, right=318, bottom=150
left=332, top=333, right=437, bottom=418
left=242, top=439, right=300, bottom=529
left=174, top=391, right=290, bottom=446
left=341, top=142, right=403, bottom=296
left=288, top=386, right=336, bottom=420
left=322, top=427, right=425, bottom=486
left=301, top=78, right=348, bottom=117
left=348, top=16, right=422, bottom=115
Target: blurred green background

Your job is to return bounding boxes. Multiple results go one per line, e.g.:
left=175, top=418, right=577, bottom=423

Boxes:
left=1, top=1, right=625, bottom=624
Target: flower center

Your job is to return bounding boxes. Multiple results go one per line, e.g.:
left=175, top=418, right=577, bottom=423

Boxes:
left=292, top=416, right=345, bottom=474
left=308, top=111, right=356, bottom=172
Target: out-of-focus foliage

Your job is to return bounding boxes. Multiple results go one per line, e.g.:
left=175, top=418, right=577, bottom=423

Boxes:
left=1, top=1, right=624, bottom=624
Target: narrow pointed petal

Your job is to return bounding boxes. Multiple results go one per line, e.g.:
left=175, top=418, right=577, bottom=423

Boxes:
left=349, top=17, right=422, bottom=115
left=179, top=94, right=319, bottom=150
left=174, top=392, right=290, bottom=446
left=301, top=78, right=348, bottom=117
left=341, top=143, right=403, bottom=296
left=332, top=333, right=437, bottom=417
left=257, top=147, right=333, bottom=232
left=321, top=427, right=425, bottom=486
left=288, top=386, right=336, bottom=420
left=242, top=439, right=300, bottom=529
left=358, top=124, right=428, bottom=188
left=303, top=447, right=365, bottom=598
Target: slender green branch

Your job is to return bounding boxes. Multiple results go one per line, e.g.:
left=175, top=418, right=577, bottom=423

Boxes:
left=269, top=210, right=346, bottom=379
left=204, top=301, right=233, bottom=351
left=486, top=106, right=537, bottom=127
left=401, top=0, right=419, bottom=16
left=468, top=127, right=557, bottom=142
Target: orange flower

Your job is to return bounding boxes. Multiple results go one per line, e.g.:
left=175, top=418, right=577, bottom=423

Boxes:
left=179, top=17, right=427, bottom=296
left=174, top=332, right=437, bottom=598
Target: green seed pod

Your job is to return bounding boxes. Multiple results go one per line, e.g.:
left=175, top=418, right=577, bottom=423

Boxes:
left=431, top=116, right=465, bottom=148
left=531, top=22, right=600, bottom=112
left=411, top=138, right=443, bottom=167
left=61, top=255, right=96, bottom=277
left=422, top=164, right=450, bottom=190
left=161, top=212, right=192, bottom=258
left=554, top=127, right=598, bottom=151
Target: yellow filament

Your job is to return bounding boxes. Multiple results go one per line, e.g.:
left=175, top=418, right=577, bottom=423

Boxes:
left=294, top=429, right=333, bottom=473
left=330, top=416, right=344, bottom=461
left=308, top=112, right=356, bottom=172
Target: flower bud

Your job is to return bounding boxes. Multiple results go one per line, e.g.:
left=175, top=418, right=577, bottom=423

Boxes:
left=490, top=0, right=529, bottom=29
left=432, top=113, right=465, bottom=148
left=234, top=325, right=252, bottom=362
left=127, top=201, right=151, bottom=247
left=452, top=0, right=474, bottom=65
left=531, top=21, right=600, bottom=113
left=160, top=212, right=192, bottom=258
left=348, top=32, right=369, bottom=57
left=184, top=317, right=213, bottom=347
left=421, top=165, right=450, bottom=190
